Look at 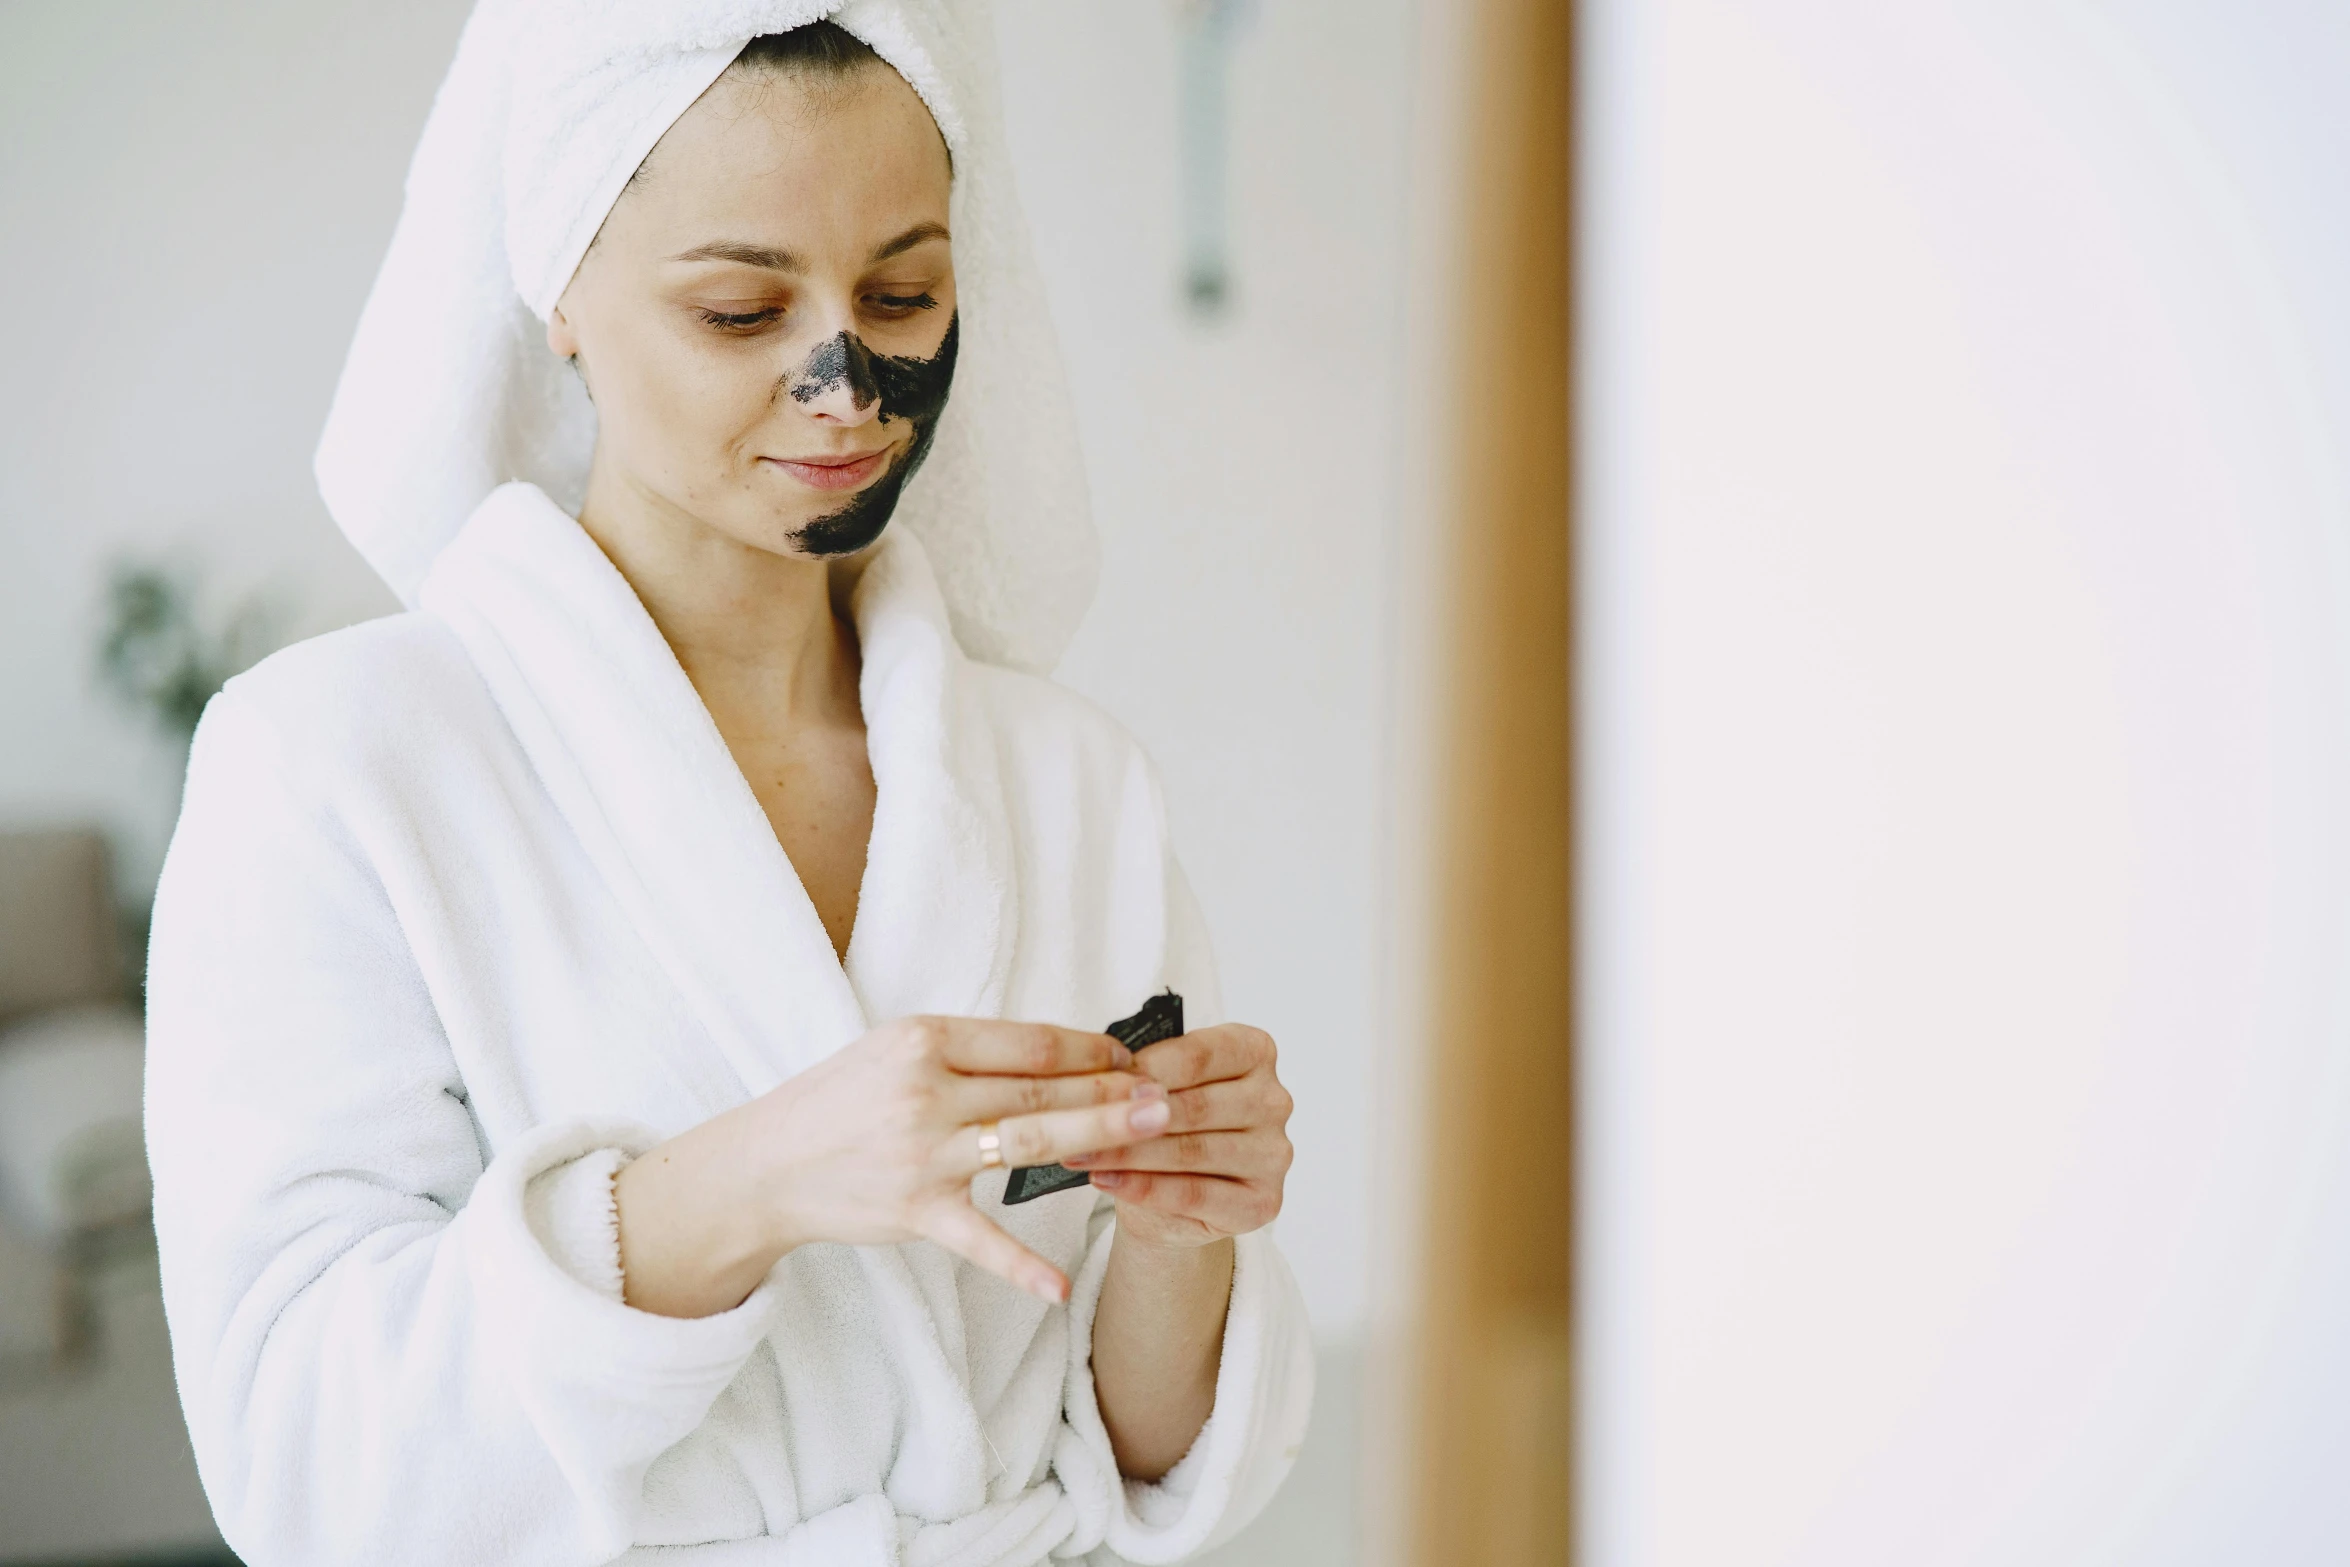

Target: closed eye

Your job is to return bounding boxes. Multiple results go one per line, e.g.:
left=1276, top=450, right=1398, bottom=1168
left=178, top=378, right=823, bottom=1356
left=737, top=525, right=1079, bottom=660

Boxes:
left=697, top=306, right=785, bottom=333
left=866, top=292, right=938, bottom=319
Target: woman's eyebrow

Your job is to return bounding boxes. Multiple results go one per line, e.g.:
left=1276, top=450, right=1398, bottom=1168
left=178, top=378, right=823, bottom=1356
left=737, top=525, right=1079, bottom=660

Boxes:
left=670, top=241, right=806, bottom=271
left=666, top=226, right=946, bottom=271
left=869, top=222, right=950, bottom=263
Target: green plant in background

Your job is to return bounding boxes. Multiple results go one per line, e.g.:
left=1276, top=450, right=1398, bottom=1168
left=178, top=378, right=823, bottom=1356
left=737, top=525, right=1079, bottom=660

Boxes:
left=91, top=563, right=283, bottom=1009
left=96, top=564, right=277, bottom=744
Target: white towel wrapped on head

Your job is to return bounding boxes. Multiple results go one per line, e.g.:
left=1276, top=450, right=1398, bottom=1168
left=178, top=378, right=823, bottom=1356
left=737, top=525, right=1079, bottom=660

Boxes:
left=315, top=0, right=1098, bottom=674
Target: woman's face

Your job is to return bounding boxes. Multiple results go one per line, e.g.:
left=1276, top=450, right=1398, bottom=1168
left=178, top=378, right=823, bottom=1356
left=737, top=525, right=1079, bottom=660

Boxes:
left=550, top=59, right=957, bottom=560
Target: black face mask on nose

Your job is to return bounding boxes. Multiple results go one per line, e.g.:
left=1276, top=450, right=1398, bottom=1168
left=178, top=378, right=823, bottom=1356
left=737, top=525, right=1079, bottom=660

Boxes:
left=782, top=313, right=960, bottom=557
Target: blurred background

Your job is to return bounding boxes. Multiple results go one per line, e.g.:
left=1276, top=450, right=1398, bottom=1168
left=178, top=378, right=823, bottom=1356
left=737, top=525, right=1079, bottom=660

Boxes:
left=1580, top=5, right=2350, bottom=1565
left=4, top=1, right=2348, bottom=1565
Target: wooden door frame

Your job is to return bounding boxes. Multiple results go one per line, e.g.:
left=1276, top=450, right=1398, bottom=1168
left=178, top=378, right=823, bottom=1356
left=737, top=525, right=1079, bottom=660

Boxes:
left=1370, top=0, right=1577, bottom=1562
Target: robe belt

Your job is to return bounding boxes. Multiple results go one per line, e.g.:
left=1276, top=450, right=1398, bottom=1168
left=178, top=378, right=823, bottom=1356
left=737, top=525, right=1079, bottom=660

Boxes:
left=609, top=1479, right=1081, bottom=1567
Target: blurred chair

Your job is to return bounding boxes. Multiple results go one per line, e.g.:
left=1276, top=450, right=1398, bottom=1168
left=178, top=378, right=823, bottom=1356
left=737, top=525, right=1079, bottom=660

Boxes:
left=0, top=828, right=151, bottom=1380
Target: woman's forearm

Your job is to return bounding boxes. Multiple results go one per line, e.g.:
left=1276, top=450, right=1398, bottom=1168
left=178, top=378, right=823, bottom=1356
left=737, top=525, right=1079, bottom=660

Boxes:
left=616, top=1101, right=790, bottom=1318
left=1090, top=1231, right=1235, bottom=1479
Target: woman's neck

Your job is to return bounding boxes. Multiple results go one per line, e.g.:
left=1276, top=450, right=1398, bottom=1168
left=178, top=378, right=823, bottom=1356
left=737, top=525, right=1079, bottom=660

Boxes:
left=576, top=467, right=879, bottom=962
left=576, top=476, right=862, bottom=733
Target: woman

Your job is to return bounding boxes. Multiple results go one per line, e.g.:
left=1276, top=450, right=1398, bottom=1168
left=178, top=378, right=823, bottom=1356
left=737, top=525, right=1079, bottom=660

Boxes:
left=142, top=5, right=1312, bottom=1564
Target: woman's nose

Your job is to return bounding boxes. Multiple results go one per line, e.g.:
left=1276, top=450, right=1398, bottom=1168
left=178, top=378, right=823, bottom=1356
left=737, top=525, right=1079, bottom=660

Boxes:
left=784, top=329, right=884, bottom=427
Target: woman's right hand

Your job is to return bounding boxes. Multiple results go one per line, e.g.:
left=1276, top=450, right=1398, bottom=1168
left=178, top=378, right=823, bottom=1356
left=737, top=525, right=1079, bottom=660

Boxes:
left=612, top=1016, right=1169, bottom=1317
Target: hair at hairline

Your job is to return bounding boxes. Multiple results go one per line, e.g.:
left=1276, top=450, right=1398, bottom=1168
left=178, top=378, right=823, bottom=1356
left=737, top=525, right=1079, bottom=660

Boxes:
left=730, top=23, right=951, bottom=174
left=732, top=22, right=886, bottom=82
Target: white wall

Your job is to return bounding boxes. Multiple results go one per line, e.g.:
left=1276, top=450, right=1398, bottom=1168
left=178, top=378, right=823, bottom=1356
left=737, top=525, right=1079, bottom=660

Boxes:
left=995, top=0, right=1412, bottom=1338
left=0, top=1, right=1408, bottom=1338
left=1582, top=3, right=2350, bottom=1564
left=0, top=1, right=455, bottom=887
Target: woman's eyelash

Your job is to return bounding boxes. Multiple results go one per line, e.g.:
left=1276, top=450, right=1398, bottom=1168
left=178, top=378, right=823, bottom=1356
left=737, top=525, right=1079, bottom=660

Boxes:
left=697, top=296, right=931, bottom=330
left=697, top=306, right=783, bottom=331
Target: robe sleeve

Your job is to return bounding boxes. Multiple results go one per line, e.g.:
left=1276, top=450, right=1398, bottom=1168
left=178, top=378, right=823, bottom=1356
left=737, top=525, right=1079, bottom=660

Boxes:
left=1047, top=848, right=1318, bottom=1562
left=145, top=689, right=783, bottom=1567
left=525, top=1146, right=631, bottom=1300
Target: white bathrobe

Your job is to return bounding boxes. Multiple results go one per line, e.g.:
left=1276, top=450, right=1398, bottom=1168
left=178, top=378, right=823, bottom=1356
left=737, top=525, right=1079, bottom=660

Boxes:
left=143, top=483, right=1315, bottom=1567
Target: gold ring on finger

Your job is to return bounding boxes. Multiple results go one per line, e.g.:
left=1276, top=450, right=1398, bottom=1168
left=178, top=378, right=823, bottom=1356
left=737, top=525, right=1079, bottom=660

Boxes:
left=976, top=1123, right=1004, bottom=1170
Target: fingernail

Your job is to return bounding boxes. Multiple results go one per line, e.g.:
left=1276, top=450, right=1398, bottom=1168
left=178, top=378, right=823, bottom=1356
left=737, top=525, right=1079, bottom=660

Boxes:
left=1033, top=1272, right=1070, bottom=1304
left=1130, top=1098, right=1170, bottom=1134
left=1132, top=1080, right=1167, bottom=1102
left=1062, top=1152, right=1091, bottom=1167
left=1090, top=1171, right=1126, bottom=1189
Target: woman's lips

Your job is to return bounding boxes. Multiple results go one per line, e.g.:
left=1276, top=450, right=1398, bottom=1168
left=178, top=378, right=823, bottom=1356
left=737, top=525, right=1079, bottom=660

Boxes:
left=762, top=448, right=890, bottom=492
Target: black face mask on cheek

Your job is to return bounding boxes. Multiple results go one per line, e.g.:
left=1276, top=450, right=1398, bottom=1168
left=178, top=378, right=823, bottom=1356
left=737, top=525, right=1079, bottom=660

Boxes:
left=784, top=313, right=961, bottom=557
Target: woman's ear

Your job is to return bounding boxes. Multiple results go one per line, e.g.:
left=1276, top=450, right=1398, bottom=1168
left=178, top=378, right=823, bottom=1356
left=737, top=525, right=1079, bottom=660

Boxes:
left=547, top=303, right=580, bottom=361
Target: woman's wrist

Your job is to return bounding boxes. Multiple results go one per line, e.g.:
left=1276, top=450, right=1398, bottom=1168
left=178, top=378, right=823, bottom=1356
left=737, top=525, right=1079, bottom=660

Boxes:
left=1106, top=1226, right=1236, bottom=1297
left=615, top=1107, right=796, bottom=1318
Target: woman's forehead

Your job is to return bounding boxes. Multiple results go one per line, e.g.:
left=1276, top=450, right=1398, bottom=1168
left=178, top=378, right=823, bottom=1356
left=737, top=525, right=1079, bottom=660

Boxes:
left=616, top=65, right=952, bottom=261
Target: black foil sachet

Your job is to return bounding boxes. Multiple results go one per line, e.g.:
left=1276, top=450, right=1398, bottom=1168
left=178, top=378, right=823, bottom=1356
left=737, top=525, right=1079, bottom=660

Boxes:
left=1001, top=991, right=1185, bottom=1205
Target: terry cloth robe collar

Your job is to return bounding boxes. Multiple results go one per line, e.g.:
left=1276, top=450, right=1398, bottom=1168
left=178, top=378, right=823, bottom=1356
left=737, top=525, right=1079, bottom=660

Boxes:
left=417, top=480, right=1019, bottom=1097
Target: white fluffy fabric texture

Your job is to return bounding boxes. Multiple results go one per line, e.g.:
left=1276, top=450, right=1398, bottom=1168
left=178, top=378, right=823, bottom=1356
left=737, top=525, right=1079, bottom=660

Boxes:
left=315, top=0, right=1096, bottom=674
left=525, top=1146, right=629, bottom=1302
left=145, top=484, right=1312, bottom=1565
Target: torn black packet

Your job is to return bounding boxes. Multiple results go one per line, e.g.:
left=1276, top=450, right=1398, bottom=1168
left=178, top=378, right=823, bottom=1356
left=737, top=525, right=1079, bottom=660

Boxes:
left=1000, top=991, right=1185, bottom=1205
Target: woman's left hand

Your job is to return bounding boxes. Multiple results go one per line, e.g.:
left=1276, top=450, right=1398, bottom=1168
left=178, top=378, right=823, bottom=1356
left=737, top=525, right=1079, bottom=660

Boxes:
left=1062, top=1023, right=1294, bottom=1248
